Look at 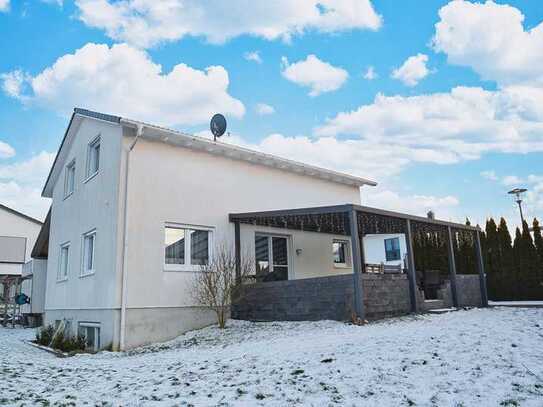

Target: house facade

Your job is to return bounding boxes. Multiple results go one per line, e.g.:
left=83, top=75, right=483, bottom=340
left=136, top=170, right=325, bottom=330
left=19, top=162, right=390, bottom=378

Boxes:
left=41, top=108, right=382, bottom=350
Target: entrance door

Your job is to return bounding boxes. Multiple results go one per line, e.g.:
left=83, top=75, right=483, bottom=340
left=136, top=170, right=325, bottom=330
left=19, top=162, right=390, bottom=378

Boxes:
left=255, top=234, right=289, bottom=282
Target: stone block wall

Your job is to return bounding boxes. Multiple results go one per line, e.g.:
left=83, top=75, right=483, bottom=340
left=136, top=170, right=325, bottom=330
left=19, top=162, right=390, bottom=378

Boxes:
left=231, top=273, right=412, bottom=322
left=456, top=274, right=482, bottom=307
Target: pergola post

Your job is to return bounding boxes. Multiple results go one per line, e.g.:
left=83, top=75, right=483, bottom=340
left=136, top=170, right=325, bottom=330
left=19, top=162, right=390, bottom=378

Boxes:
left=475, top=230, right=489, bottom=307
left=446, top=227, right=459, bottom=308
left=348, top=208, right=365, bottom=319
left=404, top=219, right=418, bottom=313
left=234, top=221, right=241, bottom=282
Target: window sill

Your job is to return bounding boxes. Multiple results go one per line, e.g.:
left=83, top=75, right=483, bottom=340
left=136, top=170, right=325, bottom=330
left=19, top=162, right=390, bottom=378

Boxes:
left=164, top=265, right=203, bottom=273
left=56, top=278, right=68, bottom=283
left=83, top=171, right=98, bottom=184
left=333, top=263, right=350, bottom=269
left=80, top=271, right=95, bottom=278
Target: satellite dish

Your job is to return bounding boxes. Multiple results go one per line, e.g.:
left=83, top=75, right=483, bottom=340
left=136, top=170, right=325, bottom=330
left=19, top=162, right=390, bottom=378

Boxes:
left=210, top=114, right=227, bottom=141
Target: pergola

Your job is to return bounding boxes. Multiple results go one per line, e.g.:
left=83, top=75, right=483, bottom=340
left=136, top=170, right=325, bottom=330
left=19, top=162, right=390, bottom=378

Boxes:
left=230, top=204, right=488, bottom=320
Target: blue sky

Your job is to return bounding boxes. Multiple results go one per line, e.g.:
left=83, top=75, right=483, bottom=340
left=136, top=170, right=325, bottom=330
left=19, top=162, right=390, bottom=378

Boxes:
left=0, top=0, right=542, bottom=228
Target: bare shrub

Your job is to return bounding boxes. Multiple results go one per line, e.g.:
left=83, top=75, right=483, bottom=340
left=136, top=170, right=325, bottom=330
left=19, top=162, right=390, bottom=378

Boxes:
left=192, top=243, right=254, bottom=329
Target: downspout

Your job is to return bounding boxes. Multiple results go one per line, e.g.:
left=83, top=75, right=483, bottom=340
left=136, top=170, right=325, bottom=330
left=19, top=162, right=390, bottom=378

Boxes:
left=119, top=123, right=143, bottom=351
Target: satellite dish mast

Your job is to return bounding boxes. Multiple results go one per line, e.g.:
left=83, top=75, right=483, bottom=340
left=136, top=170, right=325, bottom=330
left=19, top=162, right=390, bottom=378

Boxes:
left=210, top=114, right=227, bottom=142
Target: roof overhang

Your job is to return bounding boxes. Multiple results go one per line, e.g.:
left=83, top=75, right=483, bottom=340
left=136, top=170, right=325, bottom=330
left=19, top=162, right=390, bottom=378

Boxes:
left=42, top=108, right=376, bottom=197
left=120, top=118, right=377, bottom=188
left=230, top=203, right=480, bottom=234
left=31, top=208, right=50, bottom=259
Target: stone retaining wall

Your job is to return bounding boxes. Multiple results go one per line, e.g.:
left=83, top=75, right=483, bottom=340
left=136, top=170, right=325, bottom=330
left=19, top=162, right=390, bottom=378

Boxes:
left=231, top=273, right=412, bottom=322
left=456, top=274, right=482, bottom=307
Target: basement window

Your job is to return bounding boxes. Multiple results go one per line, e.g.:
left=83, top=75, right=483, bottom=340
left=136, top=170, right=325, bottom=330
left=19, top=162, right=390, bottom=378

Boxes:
left=78, top=322, right=100, bottom=351
left=164, top=224, right=212, bottom=271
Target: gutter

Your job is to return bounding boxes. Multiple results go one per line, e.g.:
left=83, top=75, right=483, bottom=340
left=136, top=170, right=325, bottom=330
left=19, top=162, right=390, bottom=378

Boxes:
left=119, top=122, right=143, bottom=351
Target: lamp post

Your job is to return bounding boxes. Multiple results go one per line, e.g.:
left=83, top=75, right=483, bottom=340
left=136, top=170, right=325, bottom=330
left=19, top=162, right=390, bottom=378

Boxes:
left=508, top=188, right=527, bottom=225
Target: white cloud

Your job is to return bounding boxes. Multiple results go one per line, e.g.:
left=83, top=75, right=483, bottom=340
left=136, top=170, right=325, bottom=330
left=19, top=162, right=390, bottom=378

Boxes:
left=281, top=55, right=348, bottom=97
left=363, top=188, right=460, bottom=220
left=1, top=70, right=27, bottom=97
left=0, top=151, right=55, bottom=220
left=480, top=170, right=498, bottom=181
left=255, top=103, right=275, bottom=116
left=391, top=53, right=430, bottom=86
left=0, top=141, right=15, bottom=158
left=316, top=86, right=543, bottom=167
left=0, top=0, right=9, bottom=12
left=502, top=175, right=524, bottom=187
left=244, top=51, right=262, bottom=64
left=433, top=0, right=543, bottom=87
left=1, top=43, right=245, bottom=127
left=75, top=0, right=382, bottom=48
left=363, top=66, right=377, bottom=80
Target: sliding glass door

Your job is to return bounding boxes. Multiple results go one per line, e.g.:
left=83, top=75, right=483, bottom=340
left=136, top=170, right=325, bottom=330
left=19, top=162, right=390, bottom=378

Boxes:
left=255, top=234, right=289, bottom=282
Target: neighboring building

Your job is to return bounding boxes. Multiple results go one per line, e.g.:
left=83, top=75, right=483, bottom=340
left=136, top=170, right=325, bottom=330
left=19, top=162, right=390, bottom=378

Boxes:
left=0, top=204, right=42, bottom=312
left=40, top=108, right=485, bottom=351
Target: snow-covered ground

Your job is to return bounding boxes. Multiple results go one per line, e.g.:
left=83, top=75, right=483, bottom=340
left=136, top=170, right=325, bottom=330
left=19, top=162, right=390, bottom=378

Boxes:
left=1, top=308, right=542, bottom=406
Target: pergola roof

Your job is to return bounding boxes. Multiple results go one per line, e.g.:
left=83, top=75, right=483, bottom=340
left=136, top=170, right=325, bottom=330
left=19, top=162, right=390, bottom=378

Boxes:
left=229, top=204, right=479, bottom=235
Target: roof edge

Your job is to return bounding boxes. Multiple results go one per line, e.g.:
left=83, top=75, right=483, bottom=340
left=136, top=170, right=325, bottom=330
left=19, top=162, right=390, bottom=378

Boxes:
left=0, top=203, right=43, bottom=225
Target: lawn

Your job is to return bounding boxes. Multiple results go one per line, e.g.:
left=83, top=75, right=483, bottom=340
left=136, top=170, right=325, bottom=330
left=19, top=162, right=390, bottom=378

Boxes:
left=1, top=307, right=542, bottom=406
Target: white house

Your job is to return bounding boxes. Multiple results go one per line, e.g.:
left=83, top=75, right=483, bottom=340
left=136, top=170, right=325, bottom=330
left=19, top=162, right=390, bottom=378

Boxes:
left=40, top=108, right=423, bottom=350
left=0, top=204, right=42, bottom=315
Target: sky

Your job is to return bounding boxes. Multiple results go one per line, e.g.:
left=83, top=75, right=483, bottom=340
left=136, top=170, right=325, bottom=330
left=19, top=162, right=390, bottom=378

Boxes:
left=0, top=0, right=542, bottom=230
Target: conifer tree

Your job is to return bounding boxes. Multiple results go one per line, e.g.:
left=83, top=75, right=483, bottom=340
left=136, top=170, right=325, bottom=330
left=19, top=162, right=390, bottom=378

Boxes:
left=533, top=218, right=543, bottom=265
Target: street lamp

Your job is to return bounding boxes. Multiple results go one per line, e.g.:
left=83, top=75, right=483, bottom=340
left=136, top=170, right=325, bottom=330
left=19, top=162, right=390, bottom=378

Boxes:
left=508, top=187, right=527, bottom=225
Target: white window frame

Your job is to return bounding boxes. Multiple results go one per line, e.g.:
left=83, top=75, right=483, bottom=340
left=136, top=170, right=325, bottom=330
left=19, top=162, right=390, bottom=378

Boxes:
left=64, top=159, right=76, bottom=198
left=332, top=239, right=351, bottom=268
left=85, top=135, right=100, bottom=181
left=254, top=233, right=292, bottom=279
left=164, top=223, right=213, bottom=272
left=57, top=242, right=70, bottom=282
left=81, top=229, right=96, bottom=277
left=78, top=322, right=100, bottom=352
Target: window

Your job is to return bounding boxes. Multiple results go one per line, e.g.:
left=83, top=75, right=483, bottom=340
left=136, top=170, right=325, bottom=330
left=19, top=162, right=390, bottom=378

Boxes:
left=164, top=225, right=212, bottom=271
left=78, top=322, right=100, bottom=351
left=58, top=242, right=70, bottom=281
left=385, top=237, right=401, bottom=261
left=332, top=240, right=350, bottom=267
left=64, top=160, right=75, bottom=197
left=255, top=234, right=289, bottom=282
left=86, top=136, right=100, bottom=179
left=82, top=230, right=96, bottom=276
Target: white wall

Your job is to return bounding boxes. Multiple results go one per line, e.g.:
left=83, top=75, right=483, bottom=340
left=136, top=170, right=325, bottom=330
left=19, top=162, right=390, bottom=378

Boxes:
left=0, top=207, right=42, bottom=276
left=122, top=136, right=361, bottom=310
left=21, top=259, right=47, bottom=314
left=363, top=233, right=407, bottom=267
left=44, top=117, right=124, bottom=347
left=240, top=224, right=353, bottom=280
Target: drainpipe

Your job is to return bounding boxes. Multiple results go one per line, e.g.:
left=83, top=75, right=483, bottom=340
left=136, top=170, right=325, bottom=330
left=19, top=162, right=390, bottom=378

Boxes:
left=119, top=123, right=143, bottom=351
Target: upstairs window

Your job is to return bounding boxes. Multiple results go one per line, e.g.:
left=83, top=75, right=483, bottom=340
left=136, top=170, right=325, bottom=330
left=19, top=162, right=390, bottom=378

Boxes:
left=164, top=225, right=212, bottom=271
left=384, top=237, right=401, bottom=261
left=58, top=242, right=70, bottom=281
left=86, top=136, right=100, bottom=179
left=82, top=230, right=96, bottom=276
left=332, top=240, right=350, bottom=267
left=64, top=160, right=75, bottom=197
